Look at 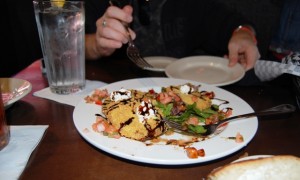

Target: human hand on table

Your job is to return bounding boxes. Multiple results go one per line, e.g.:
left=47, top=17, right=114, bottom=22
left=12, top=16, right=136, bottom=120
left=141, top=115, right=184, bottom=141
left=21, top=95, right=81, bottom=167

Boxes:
left=85, top=5, right=136, bottom=60
left=226, top=27, right=261, bottom=71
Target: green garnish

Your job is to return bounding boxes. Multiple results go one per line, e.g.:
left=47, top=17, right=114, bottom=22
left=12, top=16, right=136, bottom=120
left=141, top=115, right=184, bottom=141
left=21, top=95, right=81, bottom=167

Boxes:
left=155, top=102, right=218, bottom=134
left=154, top=101, right=173, bottom=117
left=188, top=124, right=207, bottom=134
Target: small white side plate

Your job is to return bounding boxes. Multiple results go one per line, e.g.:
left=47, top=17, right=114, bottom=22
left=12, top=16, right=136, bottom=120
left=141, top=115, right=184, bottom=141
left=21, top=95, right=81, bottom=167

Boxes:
left=165, top=56, right=245, bottom=86
left=144, top=56, right=177, bottom=72
left=1, top=78, right=32, bottom=109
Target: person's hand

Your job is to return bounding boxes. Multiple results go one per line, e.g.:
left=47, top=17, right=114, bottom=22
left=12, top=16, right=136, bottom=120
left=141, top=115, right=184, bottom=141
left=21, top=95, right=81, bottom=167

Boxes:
left=85, top=5, right=136, bottom=60
left=226, top=27, right=261, bottom=71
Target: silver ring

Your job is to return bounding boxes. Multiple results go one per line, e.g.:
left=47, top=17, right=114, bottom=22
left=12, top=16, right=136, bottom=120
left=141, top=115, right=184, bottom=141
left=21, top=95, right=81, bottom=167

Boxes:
left=102, top=19, right=107, bottom=27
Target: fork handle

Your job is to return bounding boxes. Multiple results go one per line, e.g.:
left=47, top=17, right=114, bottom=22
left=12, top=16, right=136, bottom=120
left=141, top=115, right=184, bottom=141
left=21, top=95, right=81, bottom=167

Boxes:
left=123, top=24, right=134, bottom=46
left=109, top=0, right=134, bottom=46
left=224, top=104, right=296, bottom=123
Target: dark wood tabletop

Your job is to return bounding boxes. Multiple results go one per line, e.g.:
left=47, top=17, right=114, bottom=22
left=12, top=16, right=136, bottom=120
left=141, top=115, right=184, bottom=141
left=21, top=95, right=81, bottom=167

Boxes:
left=7, top=58, right=300, bottom=180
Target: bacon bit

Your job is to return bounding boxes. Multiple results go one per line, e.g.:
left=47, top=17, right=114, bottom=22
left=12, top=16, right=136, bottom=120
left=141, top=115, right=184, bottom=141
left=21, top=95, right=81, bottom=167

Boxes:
left=166, top=139, right=180, bottom=145
left=235, top=132, right=244, bottom=143
left=157, top=92, right=173, bottom=104
left=185, top=147, right=206, bottom=159
left=177, top=104, right=186, bottom=112
left=191, top=95, right=198, bottom=102
left=167, top=91, right=181, bottom=102
left=206, top=114, right=219, bottom=125
left=186, top=147, right=198, bottom=159
left=202, top=91, right=215, bottom=99
left=205, top=118, right=212, bottom=125
left=187, top=117, right=199, bottom=125
left=197, top=148, right=205, bottom=157
left=224, top=108, right=233, bottom=118
left=148, top=89, right=155, bottom=94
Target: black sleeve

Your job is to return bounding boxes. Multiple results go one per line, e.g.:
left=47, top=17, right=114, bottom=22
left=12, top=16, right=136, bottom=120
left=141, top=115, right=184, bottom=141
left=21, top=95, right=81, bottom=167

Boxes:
left=162, top=0, right=255, bottom=56
left=85, top=0, right=110, bottom=34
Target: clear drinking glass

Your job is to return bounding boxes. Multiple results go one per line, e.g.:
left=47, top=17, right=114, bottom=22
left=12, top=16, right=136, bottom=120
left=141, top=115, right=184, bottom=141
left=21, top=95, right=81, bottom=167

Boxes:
left=0, top=84, right=10, bottom=150
left=33, top=1, right=86, bottom=94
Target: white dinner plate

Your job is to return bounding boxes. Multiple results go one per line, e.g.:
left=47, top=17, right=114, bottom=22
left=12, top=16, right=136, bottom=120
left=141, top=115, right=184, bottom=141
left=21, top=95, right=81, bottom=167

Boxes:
left=73, top=78, right=258, bottom=165
left=144, top=56, right=177, bottom=72
left=0, top=78, right=32, bottom=109
left=165, top=56, right=245, bottom=86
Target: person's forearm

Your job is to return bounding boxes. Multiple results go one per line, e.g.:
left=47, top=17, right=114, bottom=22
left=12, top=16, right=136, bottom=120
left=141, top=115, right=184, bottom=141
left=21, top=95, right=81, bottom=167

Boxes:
left=85, top=34, right=101, bottom=60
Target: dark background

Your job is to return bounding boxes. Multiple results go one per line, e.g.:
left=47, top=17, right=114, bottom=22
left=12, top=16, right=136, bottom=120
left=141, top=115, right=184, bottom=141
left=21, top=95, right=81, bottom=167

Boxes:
left=1, top=0, right=283, bottom=77
left=2, top=0, right=43, bottom=77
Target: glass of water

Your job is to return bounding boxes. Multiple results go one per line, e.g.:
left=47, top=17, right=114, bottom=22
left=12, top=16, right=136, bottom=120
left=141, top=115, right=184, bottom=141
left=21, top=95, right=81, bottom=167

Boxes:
left=33, top=1, right=85, bottom=94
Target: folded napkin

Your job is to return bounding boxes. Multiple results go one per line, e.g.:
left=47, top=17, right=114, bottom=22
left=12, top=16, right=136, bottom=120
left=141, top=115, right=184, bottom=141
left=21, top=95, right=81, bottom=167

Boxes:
left=254, top=60, right=299, bottom=81
left=254, top=53, right=300, bottom=81
left=0, top=125, right=49, bottom=180
left=33, top=80, right=107, bottom=106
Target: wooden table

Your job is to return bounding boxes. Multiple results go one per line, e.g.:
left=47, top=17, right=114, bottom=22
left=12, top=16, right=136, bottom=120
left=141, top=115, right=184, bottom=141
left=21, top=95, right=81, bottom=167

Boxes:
left=7, top=58, right=300, bottom=179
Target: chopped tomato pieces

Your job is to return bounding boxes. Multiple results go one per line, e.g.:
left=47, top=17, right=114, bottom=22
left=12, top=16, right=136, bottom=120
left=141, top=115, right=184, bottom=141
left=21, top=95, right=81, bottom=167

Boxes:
left=187, top=117, right=199, bottom=125
left=225, top=108, right=233, bottom=118
left=202, top=91, right=215, bottom=99
left=84, top=89, right=109, bottom=105
left=197, top=148, right=205, bottom=157
left=157, top=92, right=173, bottom=104
left=191, top=95, right=198, bottom=102
left=156, top=91, right=182, bottom=104
left=148, top=89, right=155, bottom=94
left=235, top=132, right=244, bottom=143
left=95, top=100, right=102, bottom=105
left=92, top=116, right=120, bottom=139
left=185, top=147, right=206, bottom=159
left=186, top=147, right=198, bottom=159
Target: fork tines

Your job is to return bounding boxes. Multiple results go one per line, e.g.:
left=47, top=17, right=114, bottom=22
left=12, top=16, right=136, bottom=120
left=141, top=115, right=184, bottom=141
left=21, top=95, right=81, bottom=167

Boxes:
left=163, top=119, right=183, bottom=130
left=118, top=17, right=154, bottom=70
left=126, top=48, right=153, bottom=70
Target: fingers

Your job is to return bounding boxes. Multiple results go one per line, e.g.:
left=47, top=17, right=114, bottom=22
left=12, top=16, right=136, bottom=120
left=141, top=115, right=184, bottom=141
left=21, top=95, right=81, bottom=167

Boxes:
left=105, top=5, right=133, bottom=24
left=228, top=46, right=258, bottom=71
left=243, top=48, right=260, bottom=70
left=228, top=49, right=260, bottom=71
left=94, top=5, right=135, bottom=52
left=228, top=43, right=239, bottom=67
left=227, top=34, right=260, bottom=71
left=96, top=17, right=128, bottom=44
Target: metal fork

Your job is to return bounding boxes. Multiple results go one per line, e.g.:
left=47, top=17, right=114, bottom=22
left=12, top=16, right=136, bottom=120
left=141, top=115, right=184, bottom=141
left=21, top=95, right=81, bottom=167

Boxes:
left=124, top=26, right=154, bottom=70
left=163, top=104, right=296, bottom=137
left=109, top=0, right=154, bottom=70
